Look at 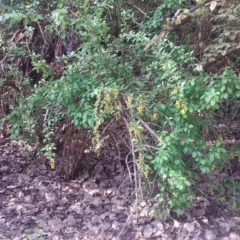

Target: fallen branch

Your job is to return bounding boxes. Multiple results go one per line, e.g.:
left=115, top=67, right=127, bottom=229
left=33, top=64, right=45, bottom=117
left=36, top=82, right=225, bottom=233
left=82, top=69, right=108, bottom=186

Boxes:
left=143, top=0, right=213, bottom=51
left=203, top=45, right=240, bottom=71
left=0, top=138, right=11, bottom=146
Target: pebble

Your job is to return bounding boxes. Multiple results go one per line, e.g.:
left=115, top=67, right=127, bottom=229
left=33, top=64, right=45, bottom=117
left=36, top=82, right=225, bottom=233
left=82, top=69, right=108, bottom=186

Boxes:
left=143, top=224, right=153, bottom=238
left=184, top=222, right=195, bottom=233
left=205, top=229, right=217, bottom=240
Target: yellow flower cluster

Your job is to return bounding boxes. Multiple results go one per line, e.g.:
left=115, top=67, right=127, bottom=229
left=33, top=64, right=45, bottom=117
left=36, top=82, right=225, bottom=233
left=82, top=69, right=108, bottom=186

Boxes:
left=218, top=136, right=224, bottom=145
left=127, top=96, right=132, bottom=106
left=99, top=87, right=119, bottom=115
left=133, top=126, right=143, bottom=138
left=50, top=160, right=55, bottom=170
left=126, top=95, right=147, bottom=116
left=129, top=122, right=143, bottom=138
left=159, top=88, right=171, bottom=98
left=211, top=164, right=216, bottom=172
left=92, top=134, right=101, bottom=151
left=151, top=112, right=159, bottom=121
left=137, top=153, right=149, bottom=178
left=201, top=126, right=209, bottom=137
left=137, top=103, right=144, bottom=114
left=172, top=87, right=179, bottom=95
left=175, top=99, right=188, bottom=115
left=93, top=87, right=119, bottom=151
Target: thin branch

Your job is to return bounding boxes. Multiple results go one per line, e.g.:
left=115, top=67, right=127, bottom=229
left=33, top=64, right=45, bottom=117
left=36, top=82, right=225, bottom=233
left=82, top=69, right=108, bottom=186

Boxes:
left=203, top=45, right=240, bottom=71
left=37, top=21, right=48, bottom=45
left=127, top=1, right=150, bottom=18
left=139, top=118, right=162, bottom=142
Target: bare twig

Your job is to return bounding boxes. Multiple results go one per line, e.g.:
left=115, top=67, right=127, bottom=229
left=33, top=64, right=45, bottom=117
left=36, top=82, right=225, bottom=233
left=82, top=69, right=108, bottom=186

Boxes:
left=37, top=21, right=48, bottom=45
left=127, top=1, right=150, bottom=18
left=139, top=118, right=162, bottom=142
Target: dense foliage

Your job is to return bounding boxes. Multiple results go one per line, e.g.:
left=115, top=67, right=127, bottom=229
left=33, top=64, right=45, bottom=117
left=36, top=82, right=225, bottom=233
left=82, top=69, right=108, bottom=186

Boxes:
left=1, top=0, right=240, bottom=215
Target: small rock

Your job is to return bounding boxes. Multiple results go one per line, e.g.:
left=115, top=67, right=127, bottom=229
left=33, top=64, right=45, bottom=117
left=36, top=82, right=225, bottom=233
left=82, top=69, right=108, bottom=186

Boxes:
left=135, top=231, right=143, bottom=238
left=0, top=166, right=9, bottom=172
left=48, top=218, right=63, bottom=232
left=70, top=202, right=84, bottom=215
left=105, top=233, right=113, bottom=240
left=205, top=230, right=216, bottom=240
left=173, top=220, right=180, bottom=228
left=219, top=222, right=231, bottom=232
left=91, top=215, right=101, bottom=224
left=2, top=176, right=9, bottom=181
left=52, top=236, right=60, bottom=240
left=63, top=216, right=76, bottom=227
left=151, top=219, right=164, bottom=231
left=89, top=226, right=99, bottom=235
left=106, top=188, right=113, bottom=194
left=38, top=164, right=47, bottom=171
left=85, top=206, right=92, bottom=215
left=100, top=222, right=111, bottom=230
left=59, top=196, right=68, bottom=205
left=143, top=224, right=153, bottom=238
left=100, top=212, right=108, bottom=220
left=83, top=180, right=98, bottom=189
left=229, top=233, right=240, bottom=240
left=17, top=174, right=30, bottom=183
left=140, top=206, right=149, bottom=217
left=193, top=208, right=206, bottom=217
left=0, top=219, right=6, bottom=224
left=140, top=201, right=147, bottom=207
left=153, top=230, right=163, bottom=238
left=109, top=212, right=116, bottom=220
left=17, top=191, right=24, bottom=198
left=24, top=195, right=33, bottom=204
left=112, top=220, right=120, bottom=230
left=184, top=222, right=195, bottom=233
left=91, top=197, right=100, bottom=206
left=202, top=218, right=209, bottom=224
left=22, top=218, right=33, bottom=225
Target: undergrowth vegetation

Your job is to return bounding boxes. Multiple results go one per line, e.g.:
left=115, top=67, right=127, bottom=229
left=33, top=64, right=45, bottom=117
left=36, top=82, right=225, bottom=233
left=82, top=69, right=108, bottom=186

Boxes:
left=0, top=0, right=240, bottom=216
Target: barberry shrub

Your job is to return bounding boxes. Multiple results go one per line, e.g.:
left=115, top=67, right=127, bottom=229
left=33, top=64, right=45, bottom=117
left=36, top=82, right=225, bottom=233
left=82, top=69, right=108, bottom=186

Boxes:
left=1, top=0, right=240, bottom=214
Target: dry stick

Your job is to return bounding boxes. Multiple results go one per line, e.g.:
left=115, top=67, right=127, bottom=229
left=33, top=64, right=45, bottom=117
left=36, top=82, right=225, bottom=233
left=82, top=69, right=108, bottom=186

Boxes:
left=203, top=45, right=240, bottom=71
left=127, top=0, right=150, bottom=18
left=116, top=118, right=138, bottom=240
left=0, top=138, right=11, bottom=146
left=37, top=21, right=48, bottom=45
left=123, top=117, right=137, bottom=185
left=139, top=118, right=162, bottom=142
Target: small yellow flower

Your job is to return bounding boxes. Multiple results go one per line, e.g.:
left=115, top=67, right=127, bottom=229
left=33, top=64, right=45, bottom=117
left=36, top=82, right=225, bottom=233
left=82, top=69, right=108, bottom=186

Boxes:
left=180, top=104, right=188, bottom=115
left=211, top=164, right=216, bottom=172
left=151, top=113, right=159, bottom=121
left=137, top=104, right=144, bottom=113
left=133, top=126, right=143, bottom=138
left=218, top=136, right=224, bottom=144
left=113, top=88, right=119, bottom=99
left=172, top=87, right=178, bottom=95
left=117, top=104, right=123, bottom=111
left=175, top=100, right=181, bottom=108
left=138, top=153, right=144, bottom=163
left=50, top=161, right=55, bottom=170
left=127, top=96, right=132, bottom=105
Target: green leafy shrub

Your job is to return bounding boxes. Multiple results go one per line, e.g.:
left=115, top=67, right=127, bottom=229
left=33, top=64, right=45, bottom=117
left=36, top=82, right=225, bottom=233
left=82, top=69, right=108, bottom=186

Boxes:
left=1, top=0, right=240, bottom=215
